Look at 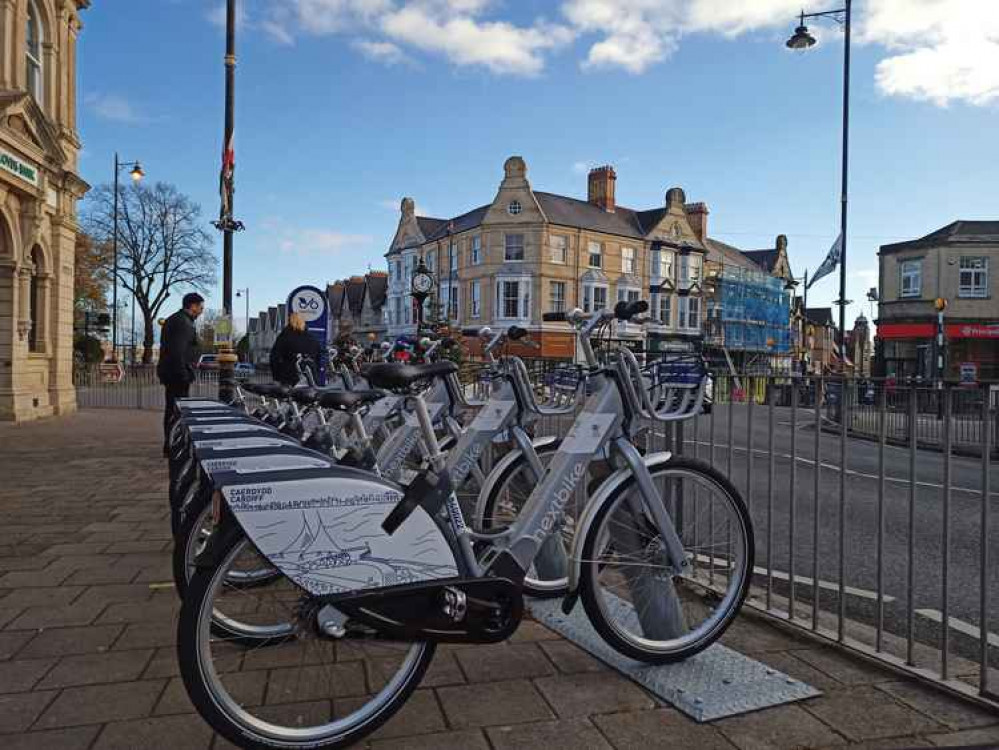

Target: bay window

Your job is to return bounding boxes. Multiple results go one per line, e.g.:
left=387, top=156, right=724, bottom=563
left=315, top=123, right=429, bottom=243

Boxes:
left=496, top=278, right=530, bottom=320
left=583, top=283, right=608, bottom=313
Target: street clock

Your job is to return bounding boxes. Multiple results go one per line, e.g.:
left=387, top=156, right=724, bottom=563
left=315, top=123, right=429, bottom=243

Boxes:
left=411, top=259, right=435, bottom=298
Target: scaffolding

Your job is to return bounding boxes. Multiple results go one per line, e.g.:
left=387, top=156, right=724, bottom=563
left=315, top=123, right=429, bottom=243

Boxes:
left=705, top=264, right=791, bottom=372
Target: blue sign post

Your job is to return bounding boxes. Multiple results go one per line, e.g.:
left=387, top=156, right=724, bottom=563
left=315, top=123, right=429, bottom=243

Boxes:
left=287, top=285, right=329, bottom=385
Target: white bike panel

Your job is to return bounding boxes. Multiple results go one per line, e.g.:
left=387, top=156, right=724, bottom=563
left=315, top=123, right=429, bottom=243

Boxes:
left=223, top=477, right=459, bottom=596
left=201, top=454, right=331, bottom=476
left=193, top=437, right=297, bottom=451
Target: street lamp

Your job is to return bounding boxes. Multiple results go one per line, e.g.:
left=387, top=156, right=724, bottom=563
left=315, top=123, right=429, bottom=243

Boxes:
left=785, top=1, right=852, bottom=373
left=235, top=287, right=249, bottom=359
left=110, top=154, right=144, bottom=362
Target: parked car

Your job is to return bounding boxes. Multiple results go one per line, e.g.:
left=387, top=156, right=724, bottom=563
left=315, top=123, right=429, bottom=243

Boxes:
left=196, top=354, right=219, bottom=370
left=235, top=362, right=256, bottom=378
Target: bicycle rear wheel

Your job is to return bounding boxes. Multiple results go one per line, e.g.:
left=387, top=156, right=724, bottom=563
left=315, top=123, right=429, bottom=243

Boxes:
left=178, top=519, right=435, bottom=750
left=579, top=456, right=752, bottom=663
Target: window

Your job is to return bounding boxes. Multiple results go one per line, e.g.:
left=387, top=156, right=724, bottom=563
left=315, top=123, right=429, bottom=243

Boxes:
left=617, top=286, right=640, bottom=304
left=404, top=255, right=413, bottom=280
left=622, top=247, right=635, bottom=274
left=392, top=297, right=402, bottom=326
left=392, top=260, right=402, bottom=284
left=440, top=282, right=459, bottom=320
left=496, top=279, right=530, bottom=319
left=507, top=200, right=522, bottom=215
left=470, top=235, right=482, bottom=265
left=551, top=235, right=567, bottom=264
left=652, top=249, right=674, bottom=280
left=26, top=1, right=42, bottom=106
left=28, top=248, right=42, bottom=352
left=470, top=281, right=481, bottom=318
left=679, top=254, right=702, bottom=284
left=550, top=281, right=566, bottom=313
left=678, top=296, right=701, bottom=330
left=899, top=259, right=921, bottom=298
left=505, top=233, right=524, bottom=262
left=588, top=241, right=603, bottom=269
left=425, top=252, right=436, bottom=273
left=657, top=292, right=672, bottom=326
left=959, top=257, right=988, bottom=298
left=583, top=284, right=608, bottom=313
left=448, top=244, right=458, bottom=273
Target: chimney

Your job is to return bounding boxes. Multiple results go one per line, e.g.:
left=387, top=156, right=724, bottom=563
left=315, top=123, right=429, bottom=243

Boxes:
left=685, top=202, right=709, bottom=243
left=587, top=165, right=616, bottom=212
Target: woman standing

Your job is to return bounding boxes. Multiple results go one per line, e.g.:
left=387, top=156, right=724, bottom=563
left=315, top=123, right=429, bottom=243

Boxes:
left=269, top=313, right=320, bottom=386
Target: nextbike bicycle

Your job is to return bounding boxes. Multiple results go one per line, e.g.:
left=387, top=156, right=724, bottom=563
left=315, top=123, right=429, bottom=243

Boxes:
left=177, top=300, right=752, bottom=750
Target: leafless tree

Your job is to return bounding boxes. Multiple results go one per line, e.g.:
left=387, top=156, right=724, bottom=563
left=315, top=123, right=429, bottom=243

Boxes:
left=84, top=182, right=217, bottom=364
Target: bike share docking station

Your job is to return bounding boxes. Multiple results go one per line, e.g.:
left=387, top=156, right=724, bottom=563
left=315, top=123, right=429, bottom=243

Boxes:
left=528, top=595, right=820, bottom=722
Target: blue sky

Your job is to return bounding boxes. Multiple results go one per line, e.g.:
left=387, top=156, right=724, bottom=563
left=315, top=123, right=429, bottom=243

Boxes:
left=78, top=0, right=998, bottom=331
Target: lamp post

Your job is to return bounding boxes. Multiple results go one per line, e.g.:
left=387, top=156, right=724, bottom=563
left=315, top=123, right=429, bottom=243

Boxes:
left=212, top=0, right=245, bottom=402
left=110, top=154, right=144, bottom=361
left=786, top=1, right=852, bottom=373
left=235, top=287, right=249, bottom=359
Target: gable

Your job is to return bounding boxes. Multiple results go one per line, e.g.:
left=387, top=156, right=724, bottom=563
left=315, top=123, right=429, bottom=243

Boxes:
left=481, top=156, right=547, bottom=226
left=0, top=91, right=67, bottom=167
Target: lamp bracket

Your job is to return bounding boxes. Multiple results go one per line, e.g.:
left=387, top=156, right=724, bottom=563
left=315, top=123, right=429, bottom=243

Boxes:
left=801, top=8, right=847, bottom=26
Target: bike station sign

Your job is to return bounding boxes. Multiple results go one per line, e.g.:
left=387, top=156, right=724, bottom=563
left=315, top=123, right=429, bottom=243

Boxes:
left=287, top=284, right=329, bottom=384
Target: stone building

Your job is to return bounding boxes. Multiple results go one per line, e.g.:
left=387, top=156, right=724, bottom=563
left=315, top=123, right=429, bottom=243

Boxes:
left=877, top=221, right=998, bottom=381
left=0, top=0, right=88, bottom=421
left=327, top=271, right=387, bottom=343
left=385, top=156, right=710, bottom=358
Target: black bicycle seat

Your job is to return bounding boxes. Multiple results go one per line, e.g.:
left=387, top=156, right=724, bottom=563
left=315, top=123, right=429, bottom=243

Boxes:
left=362, top=361, right=458, bottom=391
left=289, top=386, right=319, bottom=405
left=317, top=390, right=386, bottom=412
left=247, top=383, right=291, bottom=399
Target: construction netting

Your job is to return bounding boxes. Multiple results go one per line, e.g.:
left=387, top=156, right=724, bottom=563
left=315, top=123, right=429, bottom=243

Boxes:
left=707, top=265, right=791, bottom=352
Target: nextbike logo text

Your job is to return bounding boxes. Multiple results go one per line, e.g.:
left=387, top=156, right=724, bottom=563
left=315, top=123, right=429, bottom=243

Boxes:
left=452, top=442, right=483, bottom=485
left=530, top=461, right=585, bottom=544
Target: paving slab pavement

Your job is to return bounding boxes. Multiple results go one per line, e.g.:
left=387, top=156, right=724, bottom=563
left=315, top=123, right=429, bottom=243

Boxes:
left=0, top=410, right=996, bottom=749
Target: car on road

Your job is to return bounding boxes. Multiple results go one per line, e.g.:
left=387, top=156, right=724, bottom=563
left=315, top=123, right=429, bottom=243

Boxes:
left=196, top=354, right=219, bottom=370
left=235, top=362, right=256, bottom=378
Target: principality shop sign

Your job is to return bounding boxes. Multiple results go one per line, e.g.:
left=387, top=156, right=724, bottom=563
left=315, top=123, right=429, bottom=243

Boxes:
left=946, top=323, right=999, bottom=339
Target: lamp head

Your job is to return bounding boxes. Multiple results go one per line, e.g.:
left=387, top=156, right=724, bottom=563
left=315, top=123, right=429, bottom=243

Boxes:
left=129, top=162, right=145, bottom=182
left=786, top=13, right=817, bottom=50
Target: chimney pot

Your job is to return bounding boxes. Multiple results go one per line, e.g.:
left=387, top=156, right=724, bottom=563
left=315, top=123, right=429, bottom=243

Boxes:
left=587, top=165, right=617, bottom=212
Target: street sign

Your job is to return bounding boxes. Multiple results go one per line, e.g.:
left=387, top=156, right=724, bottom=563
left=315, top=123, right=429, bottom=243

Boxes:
left=98, top=362, right=124, bottom=383
left=287, top=285, right=329, bottom=385
left=959, top=362, right=977, bottom=386
left=215, top=314, right=234, bottom=347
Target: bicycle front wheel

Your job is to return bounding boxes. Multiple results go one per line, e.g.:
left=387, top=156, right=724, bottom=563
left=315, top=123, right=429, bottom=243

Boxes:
left=580, top=456, right=752, bottom=663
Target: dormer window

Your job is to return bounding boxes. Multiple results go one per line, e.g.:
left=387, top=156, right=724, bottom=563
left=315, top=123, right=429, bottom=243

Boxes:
left=26, top=1, right=43, bottom=108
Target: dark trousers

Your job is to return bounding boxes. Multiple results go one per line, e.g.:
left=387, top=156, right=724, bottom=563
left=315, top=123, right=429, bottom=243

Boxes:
left=163, top=381, right=191, bottom=454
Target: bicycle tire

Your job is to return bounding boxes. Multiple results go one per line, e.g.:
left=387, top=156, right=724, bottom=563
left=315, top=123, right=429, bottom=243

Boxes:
left=177, top=518, right=435, bottom=750
left=579, top=455, right=753, bottom=664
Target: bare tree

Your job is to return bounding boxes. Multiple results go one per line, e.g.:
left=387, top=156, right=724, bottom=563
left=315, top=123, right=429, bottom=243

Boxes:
left=84, top=182, right=218, bottom=363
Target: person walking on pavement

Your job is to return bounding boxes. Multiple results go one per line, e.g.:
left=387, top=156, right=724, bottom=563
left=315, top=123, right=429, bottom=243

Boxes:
left=269, top=313, right=320, bottom=386
left=157, top=292, right=204, bottom=456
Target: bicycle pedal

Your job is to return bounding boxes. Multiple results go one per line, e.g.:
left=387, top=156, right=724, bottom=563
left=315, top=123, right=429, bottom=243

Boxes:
left=441, top=586, right=467, bottom=623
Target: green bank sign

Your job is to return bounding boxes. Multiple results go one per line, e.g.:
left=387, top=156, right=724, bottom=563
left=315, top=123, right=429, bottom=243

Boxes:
left=0, top=148, right=38, bottom=186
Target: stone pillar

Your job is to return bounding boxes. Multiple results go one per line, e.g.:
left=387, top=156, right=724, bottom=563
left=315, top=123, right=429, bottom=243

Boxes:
left=49, top=216, right=76, bottom=414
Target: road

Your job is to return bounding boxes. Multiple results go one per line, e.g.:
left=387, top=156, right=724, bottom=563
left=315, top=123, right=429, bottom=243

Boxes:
left=664, top=403, right=997, bottom=665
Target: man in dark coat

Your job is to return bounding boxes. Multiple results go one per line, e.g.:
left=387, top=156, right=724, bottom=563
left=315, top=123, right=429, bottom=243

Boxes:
left=158, top=292, right=204, bottom=455
left=269, top=313, right=320, bottom=386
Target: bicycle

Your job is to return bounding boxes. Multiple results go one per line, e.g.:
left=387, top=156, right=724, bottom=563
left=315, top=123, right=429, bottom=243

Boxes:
left=177, top=300, right=752, bottom=750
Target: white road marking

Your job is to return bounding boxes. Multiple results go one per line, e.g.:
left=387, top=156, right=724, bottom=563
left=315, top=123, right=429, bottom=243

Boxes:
left=682, top=438, right=995, bottom=498
left=914, top=609, right=999, bottom=646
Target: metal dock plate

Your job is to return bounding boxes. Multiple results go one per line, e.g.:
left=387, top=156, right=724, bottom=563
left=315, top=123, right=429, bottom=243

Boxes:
left=528, top=598, right=821, bottom=722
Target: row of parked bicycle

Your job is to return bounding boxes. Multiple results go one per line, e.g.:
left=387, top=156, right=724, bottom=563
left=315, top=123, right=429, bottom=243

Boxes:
left=165, top=300, right=753, bottom=750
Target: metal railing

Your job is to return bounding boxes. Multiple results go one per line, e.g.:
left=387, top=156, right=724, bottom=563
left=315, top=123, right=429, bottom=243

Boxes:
left=73, top=365, right=272, bottom=410
left=649, top=375, right=996, bottom=709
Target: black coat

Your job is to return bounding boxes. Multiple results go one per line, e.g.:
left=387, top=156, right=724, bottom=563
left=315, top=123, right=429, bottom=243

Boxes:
left=157, top=309, right=199, bottom=385
left=270, top=328, right=320, bottom=386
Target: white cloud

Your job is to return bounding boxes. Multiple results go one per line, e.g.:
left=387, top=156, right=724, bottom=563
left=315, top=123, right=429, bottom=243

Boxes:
left=863, top=0, right=999, bottom=106
left=352, top=38, right=410, bottom=65
left=277, top=228, right=374, bottom=256
left=84, top=92, right=144, bottom=123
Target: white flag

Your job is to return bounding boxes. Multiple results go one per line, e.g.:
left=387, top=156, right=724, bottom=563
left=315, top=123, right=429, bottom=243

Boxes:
left=807, top=233, right=842, bottom=290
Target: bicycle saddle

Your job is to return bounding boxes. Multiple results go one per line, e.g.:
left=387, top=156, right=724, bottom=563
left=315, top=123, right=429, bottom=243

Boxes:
left=289, top=386, right=320, bottom=405
left=362, top=361, right=458, bottom=391
left=317, top=389, right=386, bottom=411
left=247, top=383, right=291, bottom=399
